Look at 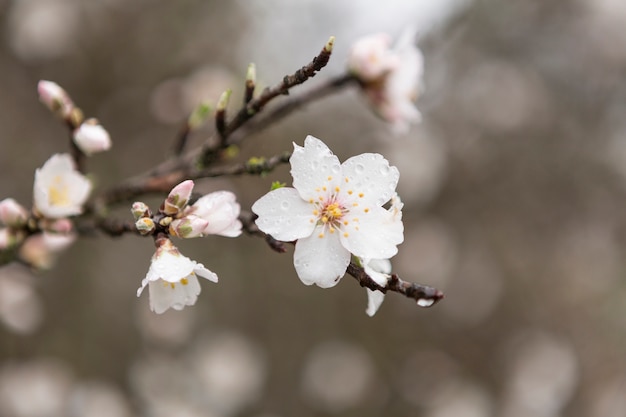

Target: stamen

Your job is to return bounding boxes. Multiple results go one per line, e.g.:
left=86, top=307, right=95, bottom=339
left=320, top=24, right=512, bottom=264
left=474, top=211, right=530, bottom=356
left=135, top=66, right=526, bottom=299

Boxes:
left=343, top=232, right=349, bottom=237
left=318, top=233, right=325, bottom=238
left=358, top=193, right=364, bottom=198
left=327, top=176, right=333, bottom=181
left=335, top=186, right=340, bottom=192
left=364, top=208, right=370, bottom=213
left=181, top=278, right=189, bottom=285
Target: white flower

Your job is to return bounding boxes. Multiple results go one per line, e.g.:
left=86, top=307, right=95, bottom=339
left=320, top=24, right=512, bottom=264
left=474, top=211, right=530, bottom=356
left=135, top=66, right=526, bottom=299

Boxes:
left=137, top=238, right=218, bottom=314
left=363, top=258, right=392, bottom=317
left=33, top=154, right=91, bottom=219
left=185, top=191, right=242, bottom=237
left=73, top=120, right=112, bottom=155
left=349, top=31, right=424, bottom=133
left=252, top=135, right=404, bottom=288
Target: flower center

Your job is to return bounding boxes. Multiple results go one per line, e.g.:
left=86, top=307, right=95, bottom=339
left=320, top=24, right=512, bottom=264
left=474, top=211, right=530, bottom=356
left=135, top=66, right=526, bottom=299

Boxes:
left=320, top=201, right=346, bottom=227
left=48, top=176, right=70, bottom=207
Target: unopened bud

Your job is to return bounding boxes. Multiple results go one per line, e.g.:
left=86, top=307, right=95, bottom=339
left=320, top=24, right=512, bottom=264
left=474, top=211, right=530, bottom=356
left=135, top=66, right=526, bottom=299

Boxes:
left=131, top=202, right=151, bottom=220
left=0, top=198, right=28, bottom=227
left=135, top=218, right=155, bottom=235
left=47, top=218, right=73, bottom=234
left=73, top=119, right=112, bottom=155
left=0, top=228, right=24, bottom=250
left=37, top=80, right=74, bottom=119
left=217, top=89, right=232, bottom=112
left=188, top=102, right=211, bottom=130
left=169, top=215, right=208, bottom=238
left=163, top=180, right=194, bottom=215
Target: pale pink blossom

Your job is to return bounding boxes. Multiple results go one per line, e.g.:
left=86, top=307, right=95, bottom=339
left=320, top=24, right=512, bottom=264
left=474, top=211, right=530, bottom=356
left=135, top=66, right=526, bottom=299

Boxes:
left=252, top=135, right=404, bottom=288
left=184, top=191, right=242, bottom=237
left=18, top=232, right=76, bottom=270
left=347, top=33, right=399, bottom=82
left=169, top=215, right=209, bottom=239
left=163, top=180, right=194, bottom=216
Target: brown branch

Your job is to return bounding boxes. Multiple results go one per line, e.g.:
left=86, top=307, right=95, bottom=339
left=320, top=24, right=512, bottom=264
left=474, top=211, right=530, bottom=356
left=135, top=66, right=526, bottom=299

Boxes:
left=227, top=73, right=357, bottom=147
left=239, top=211, right=444, bottom=308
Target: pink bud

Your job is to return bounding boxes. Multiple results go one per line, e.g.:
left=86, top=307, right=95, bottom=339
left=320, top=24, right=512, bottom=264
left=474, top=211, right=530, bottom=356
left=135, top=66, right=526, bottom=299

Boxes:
left=73, top=119, right=112, bottom=155
left=0, top=198, right=28, bottom=227
left=169, top=215, right=209, bottom=238
left=163, top=180, right=194, bottom=215
left=47, top=218, right=74, bottom=234
left=37, top=80, right=74, bottom=118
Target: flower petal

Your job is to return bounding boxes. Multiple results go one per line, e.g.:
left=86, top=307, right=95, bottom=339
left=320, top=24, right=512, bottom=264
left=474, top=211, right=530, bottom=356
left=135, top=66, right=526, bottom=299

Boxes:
left=252, top=187, right=316, bottom=241
left=341, top=153, right=399, bottom=207
left=293, top=228, right=350, bottom=288
left=340, top=206, right=403, bottom=259
left=290, top=135, right=342, bottom=201
left=148, top=276, right=202, bottom=314
left=366, top=289, right=385, bottom=316
left=194, top=264, right=218, bottom=283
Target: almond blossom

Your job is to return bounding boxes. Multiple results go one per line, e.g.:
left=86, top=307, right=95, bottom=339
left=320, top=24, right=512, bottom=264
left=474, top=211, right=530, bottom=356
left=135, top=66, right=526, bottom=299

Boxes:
left=348, top=31, right=424, bottom=133
left=182, top=191, right=242, bottom=237
left=137, top=237, right=218, bottom=314
left=18, top=232, right=76, bottom=270
left=252, top=135, right=404, bottom=288
left=33, top=154, right=92, bottom=219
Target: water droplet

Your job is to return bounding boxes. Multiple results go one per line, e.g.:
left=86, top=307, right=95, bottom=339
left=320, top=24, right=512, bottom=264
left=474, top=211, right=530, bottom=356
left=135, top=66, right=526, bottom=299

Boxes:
left=311, top=161, right=320, bottom=169
left=379, top=164, right=390, bottom=175
left=331, top=165, right=341, bottom=173
left=417, top=298, right=435, bottom=308
left=355, top=163, right=365, bottom=173
left=281, top=201, right=290, bottom=210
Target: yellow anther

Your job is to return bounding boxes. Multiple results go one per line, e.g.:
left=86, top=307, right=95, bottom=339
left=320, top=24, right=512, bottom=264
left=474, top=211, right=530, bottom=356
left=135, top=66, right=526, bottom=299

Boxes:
left=335, top=186, right=340, bottom=192
left=322, top=186, right=327, bottom=191
left=343, top=220, right=349, bottom=226
left=345, top=177, right=349, bottom=183
left=315, top=187, right=320, bottom=192
left=364, top=208, right=370, bottom=213
left=319, top=196, right=324, bottom=201
left=322, top=216, right=329, bottom=223
left=348, top=190, right=353, bottom=195
left=313, top=209, right=319, bottom=215
left=352, top=202, right=358, bottom=207
left=170, top=283, right=175, bottom=289
left=329, top=227, right=335, bottom=233
left=318, top=233, right=325, bottom=238
left=343, top=232, right=349, bottom=237
left=327, top=176, right=333, bottom=181
left=181, top=278, right=189, bottom=285
left=359, top=193, right=364, bottom=198
left=309, top=198, right=314, bottom=203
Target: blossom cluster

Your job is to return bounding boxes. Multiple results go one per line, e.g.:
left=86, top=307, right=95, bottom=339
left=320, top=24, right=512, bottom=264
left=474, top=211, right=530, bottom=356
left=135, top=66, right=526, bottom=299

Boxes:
left=133, top=180, right=242, bottom=313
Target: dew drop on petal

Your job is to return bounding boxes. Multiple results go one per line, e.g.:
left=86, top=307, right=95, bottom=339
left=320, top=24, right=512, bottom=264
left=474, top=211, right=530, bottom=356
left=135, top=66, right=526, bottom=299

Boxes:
left=379, top=164, right=390, bottom=175
left=417, top=298, right=435, bottom=308
left=355, top=163, right=365, bottom=173
left=281, top=201, right=290, bottom=210
left=311, top=160, right=320, bottom=169
left=331, top=164, right=341, bottom=173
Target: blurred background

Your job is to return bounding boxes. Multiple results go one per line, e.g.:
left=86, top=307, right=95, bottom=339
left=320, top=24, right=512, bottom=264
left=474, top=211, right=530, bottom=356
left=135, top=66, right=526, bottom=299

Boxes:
left=1, top=0, right=626, bottom=416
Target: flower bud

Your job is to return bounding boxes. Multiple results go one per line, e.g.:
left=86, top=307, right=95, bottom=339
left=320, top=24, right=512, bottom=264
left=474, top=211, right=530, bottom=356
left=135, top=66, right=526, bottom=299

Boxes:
left=163, top=180, right=194, bottom=215
left=169, top=215, right=208, bottom=239
left=131, top=202, right=151, bottom=220
left=347, top=33, right=398, bottom=83
left=73, top=119, right=112, bottom=156
left=186, top=190, right=242, bottom=237
left=47, top=218, right=74, bottom=234
left=0, top=228, right=25, bottom=250
left=0, top=198, right=28, bottom=227
left=18, top=232, right=76, bottom=270
left=135, top=218, right=155, bottom=235
left=37, top=80, right=74, bottom=119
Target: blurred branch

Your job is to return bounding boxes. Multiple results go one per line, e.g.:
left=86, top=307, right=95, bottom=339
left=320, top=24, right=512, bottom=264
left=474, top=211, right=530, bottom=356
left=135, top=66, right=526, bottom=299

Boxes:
left=239, top=211, right=444, bottom=308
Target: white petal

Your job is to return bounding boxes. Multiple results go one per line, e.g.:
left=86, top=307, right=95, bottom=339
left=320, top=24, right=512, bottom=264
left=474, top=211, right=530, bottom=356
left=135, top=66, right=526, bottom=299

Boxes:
left=366, top=289, right=385, bottom=316
left=146, top=250, right=195, bottom=283
left=362, top=258, right=391, bottom=287
left=290, top=135, right=342, bottom=201
left=340, top=206, right=403, bottom=259
left=148, top=276, right=202, bottom=314
left=136, top=277, right=148, bottom=297
left=341, top=153, right=399, bottom=207
left=252, top=187, right=316, bottom=241
left=194, top=264, right=218, bottom=283
left=293, top=228, right=350, bottom=288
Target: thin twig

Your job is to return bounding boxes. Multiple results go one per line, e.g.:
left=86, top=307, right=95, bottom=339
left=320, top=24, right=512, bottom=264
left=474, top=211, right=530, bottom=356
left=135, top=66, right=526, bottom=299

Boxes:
left=239, top=211, right=444, bottom=307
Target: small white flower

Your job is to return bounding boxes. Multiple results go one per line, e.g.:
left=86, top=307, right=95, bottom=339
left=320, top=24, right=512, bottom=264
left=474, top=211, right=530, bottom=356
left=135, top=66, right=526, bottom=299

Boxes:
left=185, top=191, right=242, bottom=237
left=349, top=31, right=424, bottom=133
left=252, top=135, right=404, bottom=288
left=33, top=154, right=92, bottom=219
left=137, top=238, right=218, bottom=314
left=73, top=120, right=112, bottom=155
